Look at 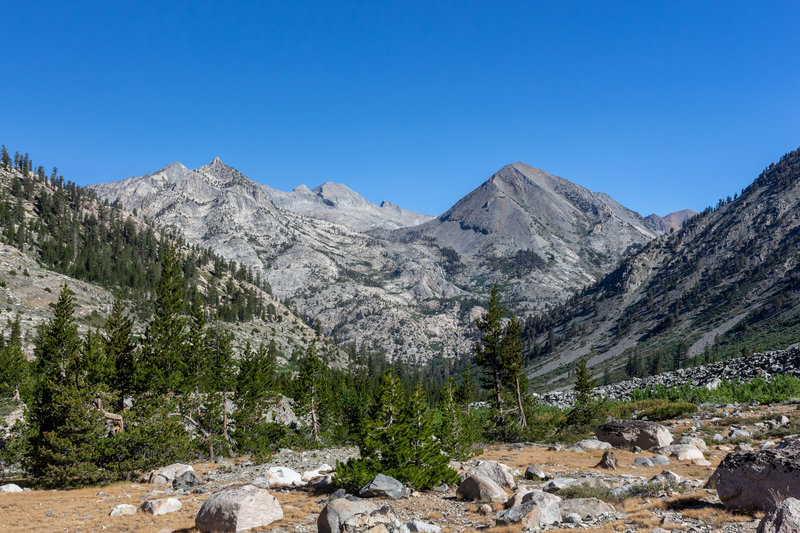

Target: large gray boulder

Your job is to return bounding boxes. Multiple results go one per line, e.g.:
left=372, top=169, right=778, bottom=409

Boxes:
left=595, top=420, right=673, bottom=450
left=557, top=498, right=616, bottom=520
left=465, top=460, right=516, bottom=489
left=0, top=483, right=23, bottom=493
left=195, top=485, right=283, bottom=532
left=340, top=505, right=404, bottom=532
left=147, top=463, right=194, bottom=485
left=263, top=394, right=300, bottom=429
left=456, top=475, right=508, bottom=503
left=711, top=447, right=800, bottom=511
left=318, top=497, right=377, bottom=533
left=359, top=474, right=406, bottom=499
left=757, top=498, right=800, bottom=533
left=140, top=497, right=182, bottom=515
left=496, top=490, right=561, bottom=528
left=655, top=444, right=704, bottom=462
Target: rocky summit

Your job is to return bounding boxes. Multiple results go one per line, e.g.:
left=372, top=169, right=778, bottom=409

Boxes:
left=90, top=158, right=665, bottom=362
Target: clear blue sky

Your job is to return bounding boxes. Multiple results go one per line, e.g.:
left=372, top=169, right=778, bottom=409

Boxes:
left=2, top=1, right=798, bottom=217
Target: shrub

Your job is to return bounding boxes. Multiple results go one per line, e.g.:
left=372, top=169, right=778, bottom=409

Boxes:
left=334, top=373, right=459, bottom=492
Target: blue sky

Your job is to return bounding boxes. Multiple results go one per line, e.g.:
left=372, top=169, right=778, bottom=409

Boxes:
left=2, top=1, right=798, bottom=216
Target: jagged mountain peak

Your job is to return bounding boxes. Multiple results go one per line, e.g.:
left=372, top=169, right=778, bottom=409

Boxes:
left=312, top=181, right=374, bottom=210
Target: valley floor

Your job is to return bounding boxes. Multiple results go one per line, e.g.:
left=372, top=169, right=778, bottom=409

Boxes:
left=1, top=403, right=796, bottom=532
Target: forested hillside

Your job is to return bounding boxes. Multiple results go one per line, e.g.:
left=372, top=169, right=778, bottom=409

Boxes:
left=0, top=144, right=333, bottom=360
left=524, top=148, right=800, bottom=389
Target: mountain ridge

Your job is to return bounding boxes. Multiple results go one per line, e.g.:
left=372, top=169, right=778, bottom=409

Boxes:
left=90, top=157, right=668, bottom=363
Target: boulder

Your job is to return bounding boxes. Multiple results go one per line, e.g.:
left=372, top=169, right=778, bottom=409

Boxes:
left=148, top=463, right=194, bottom=485
left=729, top=428, right=752, bottom=440
left=595, top=419, right=673, bottom=450
left=557, top=498, right=615, bottom=520
left=303, top=464, right=334, bottom=482
left=456, top=475, right=508, bottom=503
left=651, top=455, right=670, bottom=465
left=595, top=450, right=617, bottom=470
left=109, top=504, right=137, bottom=516
left=0, top=483, right=23, bottom=493
left=542, top=477, right=608, bottom=494
left=263, top=394, right=300, bottom=428
left=634, top=457, right=654, bottom=467
left=711, top=447, right=800, bottom=511
left=359, top=474, right=406, bottom=499
left=655, top=444, right=704, bottom=461
left=195, top=484, right=283, bottom=532
left=266, top=466, right=303, bottom=487
left=465, top=460, right=516, bottom=489
left=568, top=438, right=613, bottom=452
left=495, top=490, right=561, bottom=528
left=173, top=470, right=204, bottom=490
left=649, top=470, right=681, bottom=486
left=140, top=497, right=182, bottom=515
left=406, top=520, right=441, bottom=533
left=675, top=436, right=709, bottom=452
left=757, top=498, right=800, bottom=533
left=318, top=497, right=378, bottom=533
left=341, top=504, right=404, bottom=532
left=524, top=466, right=549, bottom=481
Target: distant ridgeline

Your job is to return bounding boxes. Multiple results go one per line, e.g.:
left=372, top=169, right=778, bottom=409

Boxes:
left=0, top=144, right=273, bottom=323
left=523, top=147, right=800, bottom=388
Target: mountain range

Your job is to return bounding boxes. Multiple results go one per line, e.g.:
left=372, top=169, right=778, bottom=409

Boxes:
left=525, top=148, right=800, bottom=388
left=90, top=159, right=674, bottom=363
left=5, top=142, right=796, bottom=390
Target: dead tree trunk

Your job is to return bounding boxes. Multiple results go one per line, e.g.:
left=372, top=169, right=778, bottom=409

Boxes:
left=515, top=376, right=527, bottom=428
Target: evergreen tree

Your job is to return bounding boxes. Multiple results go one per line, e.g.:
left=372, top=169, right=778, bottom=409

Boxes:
left=437, top=378, right=472, bottom=460
left=400, top=385, right=459, bottom=489
left=104, top=296, right=137, bottom=411
left=296, top=340, right=322, bottom=442
left=138, top=245, right=188, bottom=395
left=335, top=371, right=458, bottom=492
left=500, top=314, right=527, bottom=428
left=27, top=284, right=108, bottom=486
left=0, top=316, right=29, bottom=400
left=566, top=357, right=600, bottom=426
left=473, top=284, right=507, bottom=425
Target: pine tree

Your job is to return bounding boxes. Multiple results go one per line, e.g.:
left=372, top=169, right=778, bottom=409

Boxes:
left=400, top=385, right=459, bottom=489
left=0, top=316, right=29, bottom=400
left=438, top=378, right=471, bottom=460
left=500, top=314, right=527, bottom=428
left=27, top=284, right=108, bottom=486
left=296, top=340, right=322, bottom=442
left=335, top=371, right=458, bottom=492
left=104, top=296, right=136, bottom=411
left=138, top=245, right=188, bottom=395
left=474, top=284, right=507, bottom=425
left=566, top=357, right=600, bottom=426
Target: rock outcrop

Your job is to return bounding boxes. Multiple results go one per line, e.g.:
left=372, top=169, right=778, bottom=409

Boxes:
left=595, top=420, right=673, bottom=450
left=757, top=498, right=800, bottom=533
left=456, top=475, right=508, bottom=503
left=711, top=444, right=800, bottom=511
left=195, top=484, right=283, bottom=532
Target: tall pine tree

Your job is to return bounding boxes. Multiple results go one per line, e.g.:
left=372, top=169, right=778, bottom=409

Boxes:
left=474, top=284, right=507, bottom=425
left=27, top=284, right=108, bottom=486
left=138, top=245, right=188, bottom=395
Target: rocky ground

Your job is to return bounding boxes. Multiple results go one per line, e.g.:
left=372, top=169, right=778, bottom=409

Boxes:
left=2, top=401, right=798, bottom=532
left=539, top=347, right=800, bottom=408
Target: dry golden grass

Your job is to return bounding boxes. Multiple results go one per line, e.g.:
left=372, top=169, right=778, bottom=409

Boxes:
left=0, top=482, right=323, bottom=533
left=475, top=443, right=720, bottom=480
